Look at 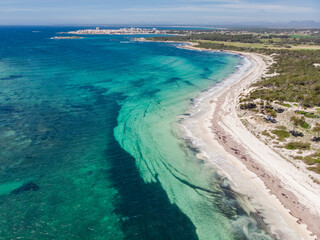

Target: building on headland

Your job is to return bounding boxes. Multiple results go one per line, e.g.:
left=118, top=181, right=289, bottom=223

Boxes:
left=66, top=27, right=162, bottom=35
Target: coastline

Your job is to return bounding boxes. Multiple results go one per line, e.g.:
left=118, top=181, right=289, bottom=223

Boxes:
left=177, top=43, right=320, bottom=239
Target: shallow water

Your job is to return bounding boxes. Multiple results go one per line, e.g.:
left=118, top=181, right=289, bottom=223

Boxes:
left=0, top=27, right=272, bottom=239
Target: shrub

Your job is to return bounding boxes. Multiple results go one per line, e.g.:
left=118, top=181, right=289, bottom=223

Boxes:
left=296, top=111, right=318, bottom=119
left=265, top=108, right=277, bottom=118
left=300, top=122, right=311, bottom=129
left=270, top=110, right=277, bottom=118
left=307, top=166, right=320, bottom=174
left=282, top=103, right=292, bottom=108
left=262, top=130, right=272, bottom=137
left=240, top=103, right=257, bottom=110
left=272, top=130, right=290, bottom=141
left=285, top=141, right=311, bottom=150
left=291, top=116, right=310, bottom=130
left=276, top=125, right=287, bottom=130
left=302, top=152, right=320, bottom=165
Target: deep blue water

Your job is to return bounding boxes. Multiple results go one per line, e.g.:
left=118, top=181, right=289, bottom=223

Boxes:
left=0, top=27, right=271, bottom=239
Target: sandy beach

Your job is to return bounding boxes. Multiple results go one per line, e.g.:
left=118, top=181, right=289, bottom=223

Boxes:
left=180, top=44, right=320, bottom=239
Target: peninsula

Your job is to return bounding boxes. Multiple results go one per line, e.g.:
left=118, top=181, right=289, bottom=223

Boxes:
left=51, top=36, right=83, bottom=39
left=64, top=27, right=163, bottom=35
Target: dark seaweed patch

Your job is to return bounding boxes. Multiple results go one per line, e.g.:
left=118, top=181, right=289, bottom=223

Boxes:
left=10, top=182, right=39, bottom=194
left=146, top=88, right=161, bottom=96
left=78, top=85, right=108, bottom=94
left=104, top=92, right=199, bottom=240
left=201, top=67, right=212, bottom=79
left=165, top=77, right=181, bottom=87
left=131, top=79, right=145, bottom=88
left=0, top=75, right=23, bottom=81
left=183, top=80, right=197, bottom=88
left=0, top=105, right=19, bottom=114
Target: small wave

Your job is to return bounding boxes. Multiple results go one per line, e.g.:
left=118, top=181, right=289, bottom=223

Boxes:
left=179, top=55, right=251, bottom=170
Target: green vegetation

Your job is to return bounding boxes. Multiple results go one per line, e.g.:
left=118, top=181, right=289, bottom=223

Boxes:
left=276, top=125, right=287, bottom=130
left=290, top=116, right=309, bottom=130
left=296, top=111, right=319, bottom=119
left=300, top=122, right=311, bottom=129
left=249, top=50, right=320, bottom=108
left=149, top=33, right=261, bottom=44
left=265, top=108, right=277, bottom=118
left=303, top=152, right=320, bottom=164
left=240, top=102, right=257, bottom=110
left=296, top=151, right=320, bottom=165
left=296, top=151, right=320, bottom=174
left=149, top=30, right=320, bottom=49
left=307, top=166, right=320, bottom=174
left=289, top=34, right=318, bottom=39
left=197, top=40, right=278, bottom=50
left=196, top=40, right=320, bottom=50
left=281, top=103, right=292, bottom=108
left=313, top=123, right=320, bottom=138
left=262, top=130, right=272, bottom=138
left=271, top=129, right=290, bottom=141
left=285, top=141, right=311, bottom=150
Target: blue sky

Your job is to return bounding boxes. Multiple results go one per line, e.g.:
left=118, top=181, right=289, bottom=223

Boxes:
left=0, top=0, right=319, bottom=25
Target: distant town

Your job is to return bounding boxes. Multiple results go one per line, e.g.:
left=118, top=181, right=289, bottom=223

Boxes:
left=64, top=27, right=164, bottom=35
left=62, top=27, right=320, bottom=38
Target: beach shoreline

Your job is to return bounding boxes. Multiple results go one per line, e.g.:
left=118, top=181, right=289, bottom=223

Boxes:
left=177, top=43, right=320, bottom=239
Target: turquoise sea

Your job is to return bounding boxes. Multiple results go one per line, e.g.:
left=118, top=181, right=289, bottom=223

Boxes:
left=0, top=27, right=271, bottom=239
